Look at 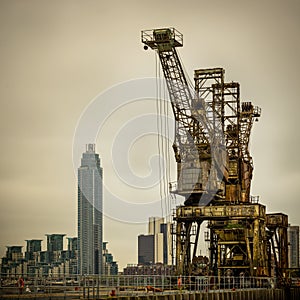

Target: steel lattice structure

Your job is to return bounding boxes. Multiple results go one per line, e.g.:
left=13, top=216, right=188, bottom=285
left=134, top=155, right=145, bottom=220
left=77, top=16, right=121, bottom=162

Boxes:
left=141, top=28, right=288, bottom=279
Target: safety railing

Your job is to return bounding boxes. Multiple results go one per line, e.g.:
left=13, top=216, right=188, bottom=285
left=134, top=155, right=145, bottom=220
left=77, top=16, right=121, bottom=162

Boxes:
left=0, top=274, right=283, bottom=299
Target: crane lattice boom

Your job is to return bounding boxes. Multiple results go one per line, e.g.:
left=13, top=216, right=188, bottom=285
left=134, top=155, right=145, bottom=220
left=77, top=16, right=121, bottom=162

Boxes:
left=142, top=28, right=224, bottom=204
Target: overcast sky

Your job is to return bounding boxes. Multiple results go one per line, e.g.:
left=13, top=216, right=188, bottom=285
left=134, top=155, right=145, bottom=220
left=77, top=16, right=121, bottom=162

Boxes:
left=0, top=0, right=299, bottom=270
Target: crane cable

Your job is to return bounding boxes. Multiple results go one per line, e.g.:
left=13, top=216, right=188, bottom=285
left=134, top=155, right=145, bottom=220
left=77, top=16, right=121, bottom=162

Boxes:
left=161, top=59, right=176, bottom=260
left=155, top=52, right=172, bottom=220
left=155, top=53, right=165, bottom=218
left=162, top=75, right=172, bottom=224
left=160, top=56, right=169, bottom=219
left=156, top=52, right=177, bottom=263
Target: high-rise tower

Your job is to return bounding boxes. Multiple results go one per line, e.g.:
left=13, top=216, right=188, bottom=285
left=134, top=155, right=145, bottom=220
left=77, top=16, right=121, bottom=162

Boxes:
left=78, top=144, right=103, bottom=275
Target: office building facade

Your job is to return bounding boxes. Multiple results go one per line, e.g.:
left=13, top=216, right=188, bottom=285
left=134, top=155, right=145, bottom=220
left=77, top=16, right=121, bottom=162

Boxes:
left=149, top=217, right=164, bottom=235
left=160, top=223, right=173, bottom=265
left=78, top=144, right=103, bottom=275
left=138, top=235, right=154, bottom=265
left=138, top=217, right=173, bottom=265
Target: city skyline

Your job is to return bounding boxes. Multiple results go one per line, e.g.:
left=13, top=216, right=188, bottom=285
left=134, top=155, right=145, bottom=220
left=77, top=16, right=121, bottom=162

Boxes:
left=0, top=0, right=300, bottom=270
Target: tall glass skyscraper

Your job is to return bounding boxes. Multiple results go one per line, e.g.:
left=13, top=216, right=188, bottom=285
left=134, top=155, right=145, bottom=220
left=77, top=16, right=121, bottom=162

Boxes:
left=78, top=144, right=103, bottom=275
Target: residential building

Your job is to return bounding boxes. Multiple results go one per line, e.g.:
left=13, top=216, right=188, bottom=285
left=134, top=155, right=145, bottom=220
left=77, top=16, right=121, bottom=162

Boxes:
left=6, top=246, right=23, bottom=262
left=46, top=234, right=65, bottom=263
left=103, top=242, right=118, bottom=275
left=67, top=237, right=78, bottom=275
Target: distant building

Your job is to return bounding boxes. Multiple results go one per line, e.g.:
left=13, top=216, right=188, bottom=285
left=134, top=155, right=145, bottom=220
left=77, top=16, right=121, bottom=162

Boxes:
left=288, top=225, right=299, bottom=268
left=67, top=237, right=78, bottom=275
left=78, top=144, right=103, bottom=275
left=1, top=246, right=23, bottom=275
left=46, top=234, right=64, bottom=252
left=103, top=242, right=118, bottom=275
left=160, top=223, right=173, bottom=265
left=138, top=235, right=154, bottom=264
left=1, top=236, right=78, bottom=277
left=138, top=217, right=173, bottom=265
left=149, top=217, right=164, bottom=235
left=46, top=234, right=65, bottom=263
left=123, top=263, right=175, bottom=275
left=24, top=239, right=42, bottom=275
left=25, top=240, right=42, bottom=260
left=6, top=246, right=23, bottom=261
left=67, top=237, right=78, bottom=259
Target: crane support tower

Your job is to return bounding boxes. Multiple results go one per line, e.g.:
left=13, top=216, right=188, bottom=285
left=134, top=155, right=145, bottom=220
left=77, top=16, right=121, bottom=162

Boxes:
left=141, top=28, right=288, bottom=279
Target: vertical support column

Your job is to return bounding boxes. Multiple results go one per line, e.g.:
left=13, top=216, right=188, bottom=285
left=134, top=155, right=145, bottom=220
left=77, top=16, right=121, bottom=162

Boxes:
left=176, top=220, right=183, bottom=275
left=209, top=227, right=218, bottom=275
left=185, top=223, right=192, bottom=274
left=260, top=219, right=269, bottom=276
left=246, top=232, right=253, bottom=276
left=217, top=244, right=221, bottom=278
left=252, top=219, right=260, bottom=276
left=279, top=225, right=288, bottom=271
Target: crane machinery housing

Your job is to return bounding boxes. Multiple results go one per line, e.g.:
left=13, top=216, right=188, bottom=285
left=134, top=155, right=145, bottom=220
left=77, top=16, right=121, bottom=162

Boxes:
left=141, top=27, right=288, bottom=280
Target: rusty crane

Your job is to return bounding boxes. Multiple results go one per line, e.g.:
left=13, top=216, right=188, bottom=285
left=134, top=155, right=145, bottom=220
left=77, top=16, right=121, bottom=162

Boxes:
left=141, top=28, right=288, bottom=279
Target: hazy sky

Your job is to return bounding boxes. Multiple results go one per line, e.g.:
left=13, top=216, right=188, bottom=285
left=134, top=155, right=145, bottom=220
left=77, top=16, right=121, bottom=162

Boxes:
left=0, top=0, right=299, bottom=270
